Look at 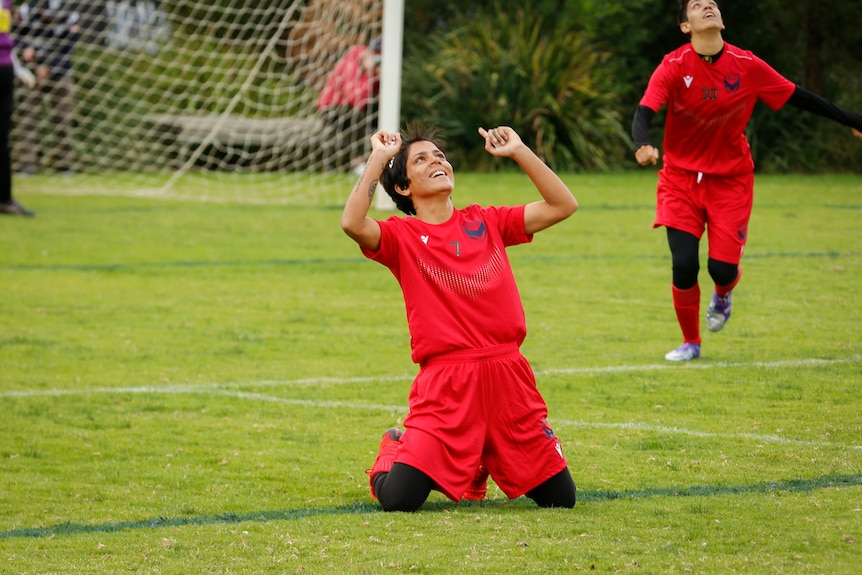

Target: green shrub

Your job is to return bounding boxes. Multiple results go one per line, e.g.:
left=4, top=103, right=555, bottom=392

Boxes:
left=400, top=5, right=631, bottom=172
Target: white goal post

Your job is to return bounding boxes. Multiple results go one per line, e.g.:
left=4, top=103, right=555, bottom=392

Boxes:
left=13, top=0, right=404, bottom=207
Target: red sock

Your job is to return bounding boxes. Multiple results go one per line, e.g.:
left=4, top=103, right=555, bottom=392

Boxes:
left=715, top=268, right=742, bottom=297
left=672, top=284, right=701, bottom=345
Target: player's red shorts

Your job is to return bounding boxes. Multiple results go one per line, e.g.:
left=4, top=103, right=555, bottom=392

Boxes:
left=395, top=343, right=568, bottom=501
left=654, top=166, right=754, bottom=265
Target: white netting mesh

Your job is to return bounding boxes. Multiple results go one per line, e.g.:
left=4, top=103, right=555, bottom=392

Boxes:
left=13, top=0, right=383, bottom=206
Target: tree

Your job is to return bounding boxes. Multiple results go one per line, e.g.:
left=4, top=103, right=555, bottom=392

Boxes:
left=400, top=0, right=862, bottom=172
left=400, top=5, right=629, bottom=172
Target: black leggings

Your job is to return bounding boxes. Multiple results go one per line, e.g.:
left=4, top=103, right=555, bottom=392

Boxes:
left=0, top=65, right=13, bottom=204
left=373, top=463, right=577, bottom=512
left=666, top=227, right=739, bottom=289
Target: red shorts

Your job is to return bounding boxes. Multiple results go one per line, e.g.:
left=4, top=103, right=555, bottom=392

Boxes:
left=654, top=166, right=754, bottom=265
left=395, top=343, right=568, bottom=501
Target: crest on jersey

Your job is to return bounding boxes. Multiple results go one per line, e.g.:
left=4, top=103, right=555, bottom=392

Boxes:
left=463, top=219, right=487, bottom=240
left=724, top=74, right=741, bottom=92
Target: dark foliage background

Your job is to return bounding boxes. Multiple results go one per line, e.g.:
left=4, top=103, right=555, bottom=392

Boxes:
left=401, top=0, right=862, bottom=173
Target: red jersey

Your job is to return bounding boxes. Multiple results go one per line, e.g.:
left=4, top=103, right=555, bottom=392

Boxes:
left=316, top=45, right=378, bottom=111
left=362, top=204, right=532, bottom=364
left=640, top=42, right=795, bottom=175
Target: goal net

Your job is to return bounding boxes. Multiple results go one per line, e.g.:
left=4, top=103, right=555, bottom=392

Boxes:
left=13, top=0, right=384, bottom=206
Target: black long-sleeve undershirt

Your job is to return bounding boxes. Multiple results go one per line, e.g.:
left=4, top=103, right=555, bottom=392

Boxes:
left=786, top=85, right=862, bottom=130
left=631, top=105, right=655, bottom=149
left=631, top=85, right=862, bottom=151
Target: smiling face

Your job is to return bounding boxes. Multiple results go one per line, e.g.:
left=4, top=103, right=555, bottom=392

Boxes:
left=398, top=140, right=454, bottom=200
left=379, top=124, right=452, bottom=215
left=679, top=0, right=725, bottom=35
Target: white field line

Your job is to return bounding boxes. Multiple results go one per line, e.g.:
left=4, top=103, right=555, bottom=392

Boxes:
left=22, top=186, right=328, bottom=205
left=550, top=419, right=862, bottom=451
left=3, top=357, right=860, bottom=452
left=204, top=390, right=862, bottom=452
left=4, top=356, right=856, bottom=400
left=538, top=356, right=861, bottom=376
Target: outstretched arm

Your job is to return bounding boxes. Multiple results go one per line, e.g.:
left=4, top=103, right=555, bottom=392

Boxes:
left=341, top=130, right=402, bottom=251
left=478, top=126, right=578, bottom=235
left=786, top=86, right=862, bottom=138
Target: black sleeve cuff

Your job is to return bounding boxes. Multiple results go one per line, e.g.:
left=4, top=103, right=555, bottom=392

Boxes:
left=632, top=105, right=656, bottom=149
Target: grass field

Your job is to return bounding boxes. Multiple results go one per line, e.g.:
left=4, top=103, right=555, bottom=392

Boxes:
left=1, top=171, right=860, bottom=574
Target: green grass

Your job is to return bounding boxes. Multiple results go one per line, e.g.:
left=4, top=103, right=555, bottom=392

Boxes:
left=1, top=171, right=860, bottom=574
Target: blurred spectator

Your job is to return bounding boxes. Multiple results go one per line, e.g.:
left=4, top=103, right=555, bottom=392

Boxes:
left=15, top=0, right=80, bottom=175
left=316, top=36, right=381, bottom=174
left=0, top=0, right=34, bottom=216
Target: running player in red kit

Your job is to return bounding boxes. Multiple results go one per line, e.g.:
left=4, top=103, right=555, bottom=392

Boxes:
left=341, top=123, right=578, bottom=511
left=633, top=0, right=862, bottom=361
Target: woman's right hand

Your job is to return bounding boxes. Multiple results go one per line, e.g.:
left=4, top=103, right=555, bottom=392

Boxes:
left=371, top=130, right=402, bottom=161
left=635, top=145, right=660, bottom=166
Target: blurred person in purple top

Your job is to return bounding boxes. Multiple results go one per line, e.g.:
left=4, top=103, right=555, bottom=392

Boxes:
left=0, top=0, right=35, bottom=216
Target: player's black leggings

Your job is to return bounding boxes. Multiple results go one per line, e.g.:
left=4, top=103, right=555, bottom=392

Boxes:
left=667, top=227, right=739, bottom=289
left=0, top=65, right=13, bottom=205
left=373, top=463, right=577, bottom=512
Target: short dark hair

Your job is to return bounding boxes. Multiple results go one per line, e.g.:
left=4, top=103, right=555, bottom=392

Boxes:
left=380, top=122, right=447, bottom=216
left=678, top=0, right=689, bottom=24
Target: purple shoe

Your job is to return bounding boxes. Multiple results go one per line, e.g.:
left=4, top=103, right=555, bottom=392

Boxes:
left=706, top=292, right=732, bottom=332
left=665, top=342, right=701, bottom=361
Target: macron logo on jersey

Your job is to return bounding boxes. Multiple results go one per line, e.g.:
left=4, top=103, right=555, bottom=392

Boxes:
left=420, top=235, right=429, bottom=245
left=684, top=75, right=694, bottom=88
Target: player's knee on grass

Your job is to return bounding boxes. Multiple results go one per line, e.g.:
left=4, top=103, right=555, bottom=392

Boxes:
left=376, top=463, right=434, bottom=512
left=526, top=468, right=576, bottom=508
